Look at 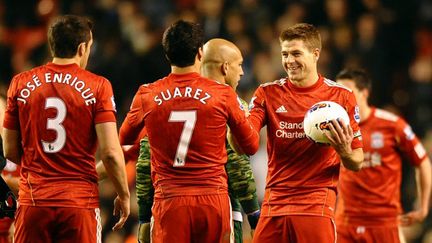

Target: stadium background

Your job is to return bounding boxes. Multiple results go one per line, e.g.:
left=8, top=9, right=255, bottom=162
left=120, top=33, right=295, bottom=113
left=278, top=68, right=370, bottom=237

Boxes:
left=0, top=0, right=431, bottom=242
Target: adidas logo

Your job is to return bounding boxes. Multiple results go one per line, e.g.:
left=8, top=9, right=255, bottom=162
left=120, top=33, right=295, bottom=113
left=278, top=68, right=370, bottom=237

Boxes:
left=276, top=105, right=287, bottom=113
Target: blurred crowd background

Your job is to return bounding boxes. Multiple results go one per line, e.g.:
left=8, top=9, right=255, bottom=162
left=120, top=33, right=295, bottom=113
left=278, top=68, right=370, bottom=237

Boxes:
left=0, top=0, right=431, bottom=242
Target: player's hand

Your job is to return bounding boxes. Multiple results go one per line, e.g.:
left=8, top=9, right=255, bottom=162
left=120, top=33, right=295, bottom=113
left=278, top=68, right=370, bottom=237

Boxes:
left=112, top=195, right=130, bottom=231
left=399, top=209, right=428, bottom=226
left=325, top=119, right=353, bottom=156
left=138, top=222, right=151, bottom=243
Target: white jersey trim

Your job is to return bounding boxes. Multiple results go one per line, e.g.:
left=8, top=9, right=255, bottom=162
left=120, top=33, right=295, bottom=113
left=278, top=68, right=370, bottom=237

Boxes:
left=95, top=208, right=102, bottom=243
left=323, top=78, right=352, bottom=92
left=374, top=108, right=399, bottom=122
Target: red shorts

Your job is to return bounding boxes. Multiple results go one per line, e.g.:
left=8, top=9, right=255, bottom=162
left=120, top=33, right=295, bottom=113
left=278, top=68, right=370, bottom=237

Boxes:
left=14, top=205, right=101, bottom=243
left=337, top=224, right=402, bottom=243
left=253, top=215, right=336, bottom=243
left=151, top=194, right=232, bottom=243
left=0, top=234, right=10, bottom=243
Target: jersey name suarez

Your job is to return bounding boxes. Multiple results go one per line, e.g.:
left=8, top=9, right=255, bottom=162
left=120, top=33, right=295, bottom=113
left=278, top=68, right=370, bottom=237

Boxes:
left=120, top=72, right=258, bottom=198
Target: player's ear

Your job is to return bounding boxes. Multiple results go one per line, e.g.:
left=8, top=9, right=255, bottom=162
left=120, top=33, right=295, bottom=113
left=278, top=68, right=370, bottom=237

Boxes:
left=197, top=47, right=203, bottom=62
left=221, top=61, right=228, bottom=76
left=313, top=48, right=320, bottom=62
left=77, top=42, right=86, bottom=57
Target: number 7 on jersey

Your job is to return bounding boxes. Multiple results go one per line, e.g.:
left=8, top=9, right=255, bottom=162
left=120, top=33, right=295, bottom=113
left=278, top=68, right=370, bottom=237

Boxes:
left=168, top=111, right=197, bottom=167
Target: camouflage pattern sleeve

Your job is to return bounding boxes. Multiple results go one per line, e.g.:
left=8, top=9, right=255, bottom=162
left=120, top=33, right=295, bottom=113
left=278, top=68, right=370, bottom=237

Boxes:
left=225, top=144, right=260, bottom=215
left=136, top=137, right=154, bottom=223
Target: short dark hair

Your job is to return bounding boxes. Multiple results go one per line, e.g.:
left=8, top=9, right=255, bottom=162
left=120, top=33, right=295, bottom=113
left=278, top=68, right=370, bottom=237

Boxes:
left=162, top=20, right=204, bottom=67
left=336, top=68, right=372, bottom=92
left=48, top=15, right=93, bottom=58
left=279, top=23, right=321, bottom=51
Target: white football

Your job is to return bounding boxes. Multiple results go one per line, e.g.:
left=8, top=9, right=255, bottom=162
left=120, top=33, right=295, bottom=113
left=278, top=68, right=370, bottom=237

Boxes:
left=303, top=101, right=350, bottom=144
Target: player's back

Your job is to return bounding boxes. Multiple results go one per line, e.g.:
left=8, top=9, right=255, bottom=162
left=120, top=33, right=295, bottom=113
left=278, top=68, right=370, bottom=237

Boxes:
left=5, top=62, right=115, bottom=208
left=141, top=72, right=249, bottom=197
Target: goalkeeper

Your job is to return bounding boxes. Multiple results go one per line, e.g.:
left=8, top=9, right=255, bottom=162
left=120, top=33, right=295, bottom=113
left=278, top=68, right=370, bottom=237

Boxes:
left=136, top=38, right=260, bottom=243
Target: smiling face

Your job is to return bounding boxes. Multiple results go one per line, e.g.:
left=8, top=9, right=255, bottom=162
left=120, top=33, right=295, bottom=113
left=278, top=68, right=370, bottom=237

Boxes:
left=281, top=39, right=319, bottom=85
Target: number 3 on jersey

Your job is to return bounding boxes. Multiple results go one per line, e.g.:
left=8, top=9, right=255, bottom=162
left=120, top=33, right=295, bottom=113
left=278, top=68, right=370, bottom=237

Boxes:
left=41, top=97, right=67, bottom=153
left=168, top=111, right=197, bottom=167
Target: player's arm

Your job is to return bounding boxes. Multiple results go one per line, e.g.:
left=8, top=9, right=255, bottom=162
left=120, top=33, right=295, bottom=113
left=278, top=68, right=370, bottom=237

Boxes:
left=226, top=146, right=260, bottom=229
left=226, top=91, right=259, bottom=155
left=416, top=157, right=431, bottom=219
left=136, top=137, right=154, bottom=243
left=2, top=129, right=21, bottom=165
left=400, top=157, right=431, bottom=226
left=95, top=122, right=130, bottom=231
left=1, top=174, right=19, bottom=196
left=326, top=119, right=363, bottom=171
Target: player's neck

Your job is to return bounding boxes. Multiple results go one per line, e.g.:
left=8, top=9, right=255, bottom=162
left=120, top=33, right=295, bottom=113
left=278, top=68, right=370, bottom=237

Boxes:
left=171, top=63, right=200, bottom=75
left=202, top=70, right=225, bottom=84
left=290, top=72, right=319, bottom=88
left=52, top=57, right=80, bottom=66
left=360, top=104, right=372, bottom=122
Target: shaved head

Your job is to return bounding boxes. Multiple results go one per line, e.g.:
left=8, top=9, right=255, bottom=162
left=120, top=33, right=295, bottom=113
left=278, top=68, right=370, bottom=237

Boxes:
left=201, top=38, right=244, bottom=90
left=202, top=38, right=241, bottom=64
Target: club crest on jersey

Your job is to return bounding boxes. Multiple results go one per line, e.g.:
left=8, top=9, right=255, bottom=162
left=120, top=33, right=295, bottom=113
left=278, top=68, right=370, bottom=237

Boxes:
left=403, top=125, right=415, bottom=140
left=237, top=97, right=245, bottom=111
left=371, top=132, right=384, bottom=149
left=354, top=105, right=360, bottom=123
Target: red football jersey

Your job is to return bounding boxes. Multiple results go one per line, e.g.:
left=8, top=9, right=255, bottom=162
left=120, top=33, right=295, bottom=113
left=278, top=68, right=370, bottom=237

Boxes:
left=0, top=160, right=20, bottom=233
left=336, top=108, right=426, bottom=226
left=3, top=62, right=116, bottom=208
left=249, top=75, right=362, bottom=218
left=120, top=72, right=259, bottom=198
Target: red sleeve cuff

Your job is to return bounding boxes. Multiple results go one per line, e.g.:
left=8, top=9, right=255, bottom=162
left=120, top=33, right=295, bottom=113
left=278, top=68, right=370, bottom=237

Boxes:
left=94, top=111, right=116, bottom=124
left=3, top=114, right=19, bottom=130
left=351, top=137, right=363, bottom=149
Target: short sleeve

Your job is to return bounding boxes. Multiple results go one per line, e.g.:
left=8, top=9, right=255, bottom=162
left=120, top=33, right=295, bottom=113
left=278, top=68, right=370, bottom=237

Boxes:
left=395, top=118, right=426, bottom=166
left=3, top=75, right=20, bottom=130
left=226, top=88, right=259, bottom=155
left=345, top=92, right=363, bottom=149
left=248, top=86, right=267, bottom=131
left=119, top=85, right=153, bottom=145
left=94, top=78, right=116, bottom=124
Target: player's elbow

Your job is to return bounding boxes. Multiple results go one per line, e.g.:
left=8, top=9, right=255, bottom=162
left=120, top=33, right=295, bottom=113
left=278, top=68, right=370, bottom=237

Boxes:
left=100, top=147, right=123, bottom=166
left=243, top=140, right=259, bottom=155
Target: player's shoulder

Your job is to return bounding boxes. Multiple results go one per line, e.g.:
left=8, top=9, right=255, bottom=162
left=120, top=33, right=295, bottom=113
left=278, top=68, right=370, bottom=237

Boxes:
left=259, top=78, right=287, bottom=89
left=322, top=78, right=353, bottom=93
left=12, top=65, right=44, bottom=83
left=200, top=77, right=232, bottom=90
left=80, top=69, right=109, bottom=84
left=373, top=108, right=401, bottom=123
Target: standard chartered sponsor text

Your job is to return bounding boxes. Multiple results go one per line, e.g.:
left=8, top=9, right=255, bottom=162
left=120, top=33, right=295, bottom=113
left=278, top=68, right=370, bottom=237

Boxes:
left=276, top=121, right=306, bottom=138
